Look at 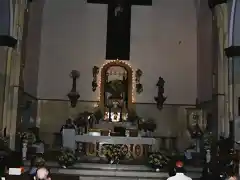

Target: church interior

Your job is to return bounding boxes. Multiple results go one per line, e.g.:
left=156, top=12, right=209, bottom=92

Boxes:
left=1, top=0, right=240, bottom=179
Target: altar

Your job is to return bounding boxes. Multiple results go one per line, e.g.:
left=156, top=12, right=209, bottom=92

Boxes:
left=78, top=135, right=155, bottom=158
left=62, top=132, right=156, bottom=159
left=62, top=61, right=158, bottom=160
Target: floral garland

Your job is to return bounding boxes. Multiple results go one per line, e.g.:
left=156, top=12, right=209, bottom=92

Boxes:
left=57, top=148, right=76, bottom=167
left=102, top=144, right=128, bottom=164
left=148, top=152, right=170, bottom=169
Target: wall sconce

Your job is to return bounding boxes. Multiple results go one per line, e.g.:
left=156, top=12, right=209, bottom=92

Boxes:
left=135, top=69, right=143, bottom=94
left=92, top=66, right=99, bottom=92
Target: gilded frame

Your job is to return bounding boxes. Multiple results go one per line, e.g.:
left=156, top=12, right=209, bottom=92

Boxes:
left=99, top=61, right=134, bottom=112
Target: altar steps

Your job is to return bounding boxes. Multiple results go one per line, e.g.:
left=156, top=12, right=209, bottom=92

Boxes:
left=24, top=162, right=202, bottom=180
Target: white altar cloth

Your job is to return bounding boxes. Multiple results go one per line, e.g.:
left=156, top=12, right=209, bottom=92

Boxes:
left=75, top=135, right=156, bottom=145
left=62, top=129, right=76, bottom=150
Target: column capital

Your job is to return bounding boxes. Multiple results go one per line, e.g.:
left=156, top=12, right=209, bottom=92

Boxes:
left=208, top=0, right=228, bottom=9
left=225, top=46, right=240, bottom=57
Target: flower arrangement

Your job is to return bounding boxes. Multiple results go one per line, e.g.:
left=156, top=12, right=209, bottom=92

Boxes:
left=102, top=144, right=127, bottom=164
left=20, top=131, right=36, bottom=144
left=57, top=148, right=76, bottom=167
left=32, top=155, right=46, bottom=167
left=148, top=152, right=170, bottom=169
left=203, top=132, right=214, bottom=150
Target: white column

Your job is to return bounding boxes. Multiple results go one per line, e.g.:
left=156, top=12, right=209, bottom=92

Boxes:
left=2, top=0, right=27, bottom=150
left=214, top=4, right=229, bottom=137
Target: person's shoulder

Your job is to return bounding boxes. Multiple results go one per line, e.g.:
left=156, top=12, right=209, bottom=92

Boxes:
left=184, top=175, right=192, bottom=180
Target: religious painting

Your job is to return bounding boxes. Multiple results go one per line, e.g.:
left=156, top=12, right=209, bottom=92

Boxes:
left=186, top=108, right=205, bottom=130
left=186, top=108, right=206, bottom=139
left=104, top=66, right=128, bottom=106
left=100, top=61, right=134, bottom=122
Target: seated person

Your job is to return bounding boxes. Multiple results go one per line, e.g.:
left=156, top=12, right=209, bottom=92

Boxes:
left=167, top=161, right=192, bottom=180
left=35, top=167, right=51, bottom=180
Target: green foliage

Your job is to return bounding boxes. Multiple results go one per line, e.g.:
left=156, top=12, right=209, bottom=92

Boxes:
left=105, top=80, right=125, bottom=97
left=203, top=132, right=214, bottom=150
left=32, top=155, right=46, bottom=167
left=148, top=152, right=170, bottom=168
left=102, top=144, right=130, bottom=163
left=93, top=108, right=103, bottom=121
left=57, top=148, right=76, bottom=167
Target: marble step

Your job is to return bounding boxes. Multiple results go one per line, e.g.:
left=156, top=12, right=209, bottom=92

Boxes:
left=24, top=162, right=202, bottom=179
left=24, top=161, right=202, bottom=172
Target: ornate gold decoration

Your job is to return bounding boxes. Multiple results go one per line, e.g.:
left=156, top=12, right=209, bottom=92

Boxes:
left=132, top=144, right=143, bottom=159
left=99, top=60, right=135, bottom=112
left=86, top=143, right=97, bottom=156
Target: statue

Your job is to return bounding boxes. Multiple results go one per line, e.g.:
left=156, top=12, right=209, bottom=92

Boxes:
left=154, top=77, right=167, bottom=110
left=67, top=70, right=80, bottom=108
left=114, top=4, right=124, bottom=17
left=114, top=0, right=125, bottom=17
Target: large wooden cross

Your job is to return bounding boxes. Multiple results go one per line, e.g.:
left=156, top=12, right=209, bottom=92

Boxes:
left=87, top=0, right=152, bottom=60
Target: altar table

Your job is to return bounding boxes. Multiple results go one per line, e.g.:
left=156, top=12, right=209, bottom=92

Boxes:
left=75, top=135, right=156, bottom=145
left=75, top=135, right=156, bottom=158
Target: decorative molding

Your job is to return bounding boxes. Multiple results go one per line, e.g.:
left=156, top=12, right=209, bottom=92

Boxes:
left=0, top=35, right=17, bottom=48
left=225, top=46, right=240, bottom=57
left=208, top=0, right=227, bottom=9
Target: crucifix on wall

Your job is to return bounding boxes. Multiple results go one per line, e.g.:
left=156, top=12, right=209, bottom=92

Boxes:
left=87, top=0, right=152, bottom=60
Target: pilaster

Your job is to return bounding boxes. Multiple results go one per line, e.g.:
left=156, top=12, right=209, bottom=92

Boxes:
left=213, top=3, right=229, bottom=136
left=2, top=0, right=27, bottom=150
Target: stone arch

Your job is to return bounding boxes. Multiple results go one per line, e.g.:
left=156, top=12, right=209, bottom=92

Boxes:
left=99, top=60, right=134, bottom=111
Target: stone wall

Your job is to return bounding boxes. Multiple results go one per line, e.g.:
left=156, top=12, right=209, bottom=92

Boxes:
left=0, top=47, right=8, bottom=129
left=36, top=0, right=198, bottom=105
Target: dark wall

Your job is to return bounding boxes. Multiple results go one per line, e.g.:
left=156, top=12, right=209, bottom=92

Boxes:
left=0, top=0, right=10, bottom=35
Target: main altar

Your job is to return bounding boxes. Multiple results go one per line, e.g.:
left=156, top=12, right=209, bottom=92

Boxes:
left=63, top=60, right=157, bottom=161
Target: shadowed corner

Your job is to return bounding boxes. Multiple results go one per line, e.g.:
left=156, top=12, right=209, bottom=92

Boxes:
left=0, top=35, right=17, bottom=48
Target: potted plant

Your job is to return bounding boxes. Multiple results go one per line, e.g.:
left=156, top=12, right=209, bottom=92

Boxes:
left=148, top=152, right=170, bottom=171
left=34, top=156, right=45, bottom=167
left=102, top=144, right=127, bottom=164
left=57, top=148, right=76, bottom=168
